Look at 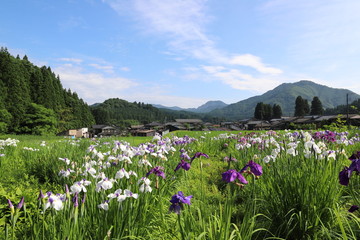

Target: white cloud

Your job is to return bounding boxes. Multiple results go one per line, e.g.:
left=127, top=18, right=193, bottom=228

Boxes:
left=89, top=63, right=114, bottom=73
left=202, top=65, right=280, bottom=92
left=228, top=54, right=282, bottom=75
left=105, top=0, right=225, bottom=62
left=120, top=67, right=130, bottom=72
left=58, top=58, right=83, bottom=64
left=104, top=0, right=284, bottom=92
left=54, top=64, right=138, bottom=104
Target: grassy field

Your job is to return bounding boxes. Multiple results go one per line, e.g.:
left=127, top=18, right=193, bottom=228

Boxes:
left=0, top=130, right=359, bottom=239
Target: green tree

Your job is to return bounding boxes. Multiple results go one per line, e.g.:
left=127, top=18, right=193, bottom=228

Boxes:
left=272, top=104, right=282, bottom=118
left=0, top=109, right=12, bottom=133
left=254, top=102, right=265, bottom=120
left=254, top=102, right=273, bottom=120
left=20, top=103, right=58, bottom=135
left=294, top=96, right=306, bottom=117
left=0, top=49, right=31, bottom=132
left=263, top=104, right=273, bottom=120
left=310, top=96, right=324, bottom=115
left=304, top=99, right=310, bottom=115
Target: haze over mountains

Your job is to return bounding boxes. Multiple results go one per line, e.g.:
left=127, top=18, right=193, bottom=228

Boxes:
left=154, top=80, right=360, bottom=120
left=153, top=100, right=228, bottom=113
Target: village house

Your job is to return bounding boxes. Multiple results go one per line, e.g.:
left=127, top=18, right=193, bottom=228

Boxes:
left=57, top=128, right=89, bottom=138
left=90, top=125, right=119, bottom=137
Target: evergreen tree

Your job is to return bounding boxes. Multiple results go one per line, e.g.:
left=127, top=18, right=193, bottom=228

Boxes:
left=0, top=50, right=31, bottom=132
left=0, top=109, right=12, bottom=133
left=254, top=102, right=265, bottom=119
left=263, top=104, right=273, bottom=120
left=294, top=96, right=306, bottom=117
left=20, top=103, right=58, bottom=135
left=0, top=47, right=95, bottom=134
left=254, top=102, right=273, bottom=120
left=272, top=104, right=282, bottom=118
left=310, top=96, right=323, bottom=115
left=304, top=99, right=310, bottom=115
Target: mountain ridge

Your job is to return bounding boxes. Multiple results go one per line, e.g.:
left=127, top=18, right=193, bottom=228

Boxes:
left=208, top=80, right=360, bottom=120
left=153, top=100, right=228, bottom=113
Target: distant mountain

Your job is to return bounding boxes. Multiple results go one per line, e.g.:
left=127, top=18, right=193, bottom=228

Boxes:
left=154, top=100, right=228, bottom=113
left=90, top=98, right=203, bottom=127
left=195, top=101, right=229, bottom=113
left=208, top=80, right=360, bottom=120
left=152, top=104, right=185, bottom=111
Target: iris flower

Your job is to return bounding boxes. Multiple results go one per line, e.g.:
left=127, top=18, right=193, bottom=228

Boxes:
left=146, top=166, right=166, bottom=179
left=17, top=197, right=25, bottom=209
left=169, top=191, right=193, bottom=214
left=339, top=151, right=360, bottom=186
left=222, top=169, right=248, bottom=184
left=174, top=152, right=209, bottom=172
left=174, top=160, right=191, bottom=171
left=348, top=205, right=359, bottom=213
left=339, top=167, right=351, bottom=186
left=44, top=193, right=64, bottom=211
left=138, top=177, right=152, bottom=193
left=98, top=200, right=109, bottom=211
left=242, top=160, right=263, bottom=176
left=190, top=152, right=209, bottom=163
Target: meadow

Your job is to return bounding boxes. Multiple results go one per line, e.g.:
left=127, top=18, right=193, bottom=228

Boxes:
left=0, top=129, right=359, bottom=239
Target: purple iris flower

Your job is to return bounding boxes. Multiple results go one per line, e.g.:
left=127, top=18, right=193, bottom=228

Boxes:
left=339, top=151, right=360, bottom=186
left=17, top=197, right=25, bottom=209
left=146, top=166, right=166, bottom=179
left=174, top=159, right=191, bottom=171
left=38, top=190, right=45, bottom=200
left=169, top=203, right=182, bottom=214
left=246, top=160, right=263, bottom=176
left=170, top=191, right=193, bottom=205
left=348, top=205, right=359, bottom=213
left=190, top=152, right=209, bottom=163
left=82, top=193, right=87, bottom=204
left=8, top=199, right=14, bottom=209
left=348, top=152, right=360, bottom=172
left=349, top=151, right=360, bottom=160
left=339, top=167, right=351, bottom=186
left=73, top=193, right=79, bottom=208
left=169, top=191, right=193, bottom=214
left=240, top=160, right=263, bottom=176
left=222, top=169, right=248, bottom=184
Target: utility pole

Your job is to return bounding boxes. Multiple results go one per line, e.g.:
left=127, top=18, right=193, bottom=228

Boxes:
left=346, top=93, right=349, bottom=126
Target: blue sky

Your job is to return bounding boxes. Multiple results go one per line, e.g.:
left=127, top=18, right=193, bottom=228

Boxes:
left=1, top=0, right=359, bottom=108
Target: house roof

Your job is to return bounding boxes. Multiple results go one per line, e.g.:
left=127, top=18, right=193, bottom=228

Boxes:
left=315, top=115, right=337, bottom=121
left=175, top=119, right=203, bottom=123
left=350, top=115, right=360, bottom=119
left=92, top=124, right=108, bottom=129
left=92, top=125, right=117, bottom=130
left=102, top=126, right=116, bottom=130
left=130, top=125, right=144, bottom=129
left=293, top=118, right=311, bottom=123
left=146, top=122, right=163, bottom=127
left=247, top=121, right=264, bottom=125
left=134, top=129, right=156, bottom=133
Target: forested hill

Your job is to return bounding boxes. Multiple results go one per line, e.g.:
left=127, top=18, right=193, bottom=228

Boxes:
left=0, top=47, right=94, bottom=134
left=209, top=80, right=360, bottom=120
left=90, top=98, right=203, bottom=128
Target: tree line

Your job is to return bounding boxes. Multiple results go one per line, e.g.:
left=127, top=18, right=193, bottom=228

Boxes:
left=0, top=47, right=95, bottom=135
left=254, top=96, right=324, bottom=120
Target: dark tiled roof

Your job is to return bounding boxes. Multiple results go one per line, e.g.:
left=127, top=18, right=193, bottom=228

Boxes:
left=175, top=119, right=203, bottom=123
